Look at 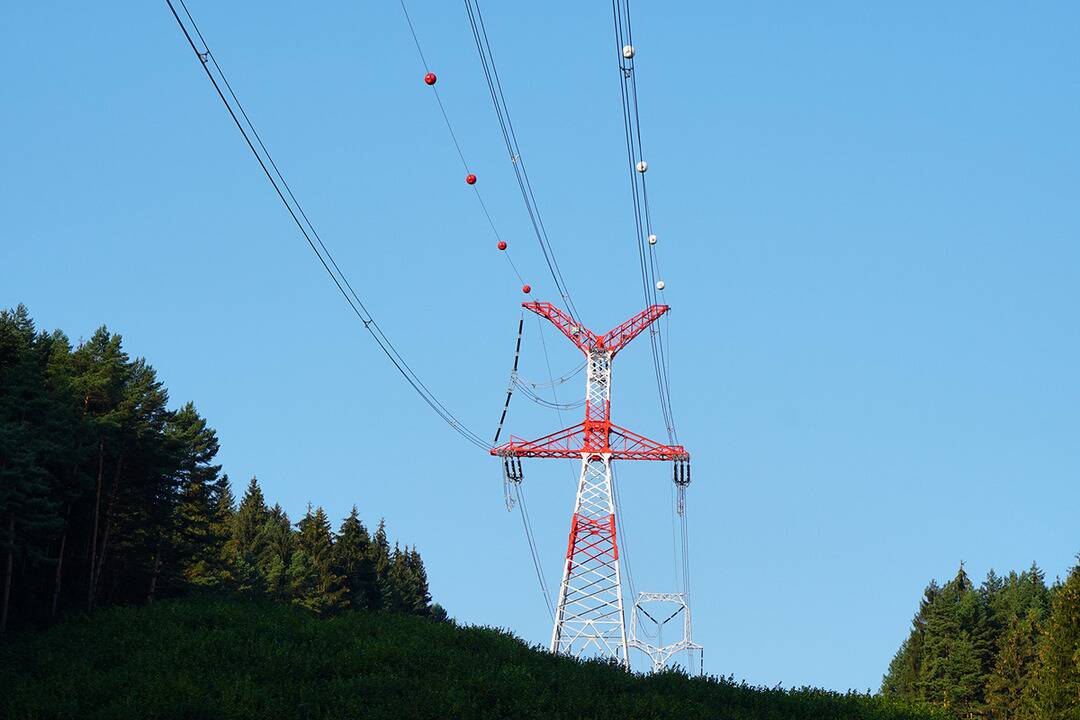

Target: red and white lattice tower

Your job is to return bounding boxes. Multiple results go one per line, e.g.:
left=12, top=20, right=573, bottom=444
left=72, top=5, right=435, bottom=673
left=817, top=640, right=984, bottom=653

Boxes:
left=492, top=302, right=689, bottom=665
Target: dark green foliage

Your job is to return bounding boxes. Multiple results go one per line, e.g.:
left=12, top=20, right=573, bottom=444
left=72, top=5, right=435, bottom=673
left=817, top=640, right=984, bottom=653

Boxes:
left=1026, top=562, right=1080, bottom=719
left=290, top=505, right=347, bottom=616
left=882, top=559, right=1080, bottom=719
left=917, top=566, right=989, bottom=710
left=984, top=610, right=1041, bottom=719
left=0, top=597, right=947, bottom=720
left=0, top=306, right=435, bottom=633
left=333, top=506, right=376, bottom=610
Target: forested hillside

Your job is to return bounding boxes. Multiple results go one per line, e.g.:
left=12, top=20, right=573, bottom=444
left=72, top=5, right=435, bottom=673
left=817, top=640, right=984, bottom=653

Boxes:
left=0, top=305, right=437, bottom=634
left=882, top=560, right=1080, bottom=719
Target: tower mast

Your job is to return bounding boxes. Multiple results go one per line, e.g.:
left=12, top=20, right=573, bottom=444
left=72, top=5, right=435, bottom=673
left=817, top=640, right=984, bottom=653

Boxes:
left=493, top=301, right=689, bottom=664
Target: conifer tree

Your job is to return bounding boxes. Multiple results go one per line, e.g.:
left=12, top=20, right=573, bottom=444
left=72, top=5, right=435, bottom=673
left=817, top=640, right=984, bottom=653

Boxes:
left=383, top=543, right=411, bottom=613
left=406, top=546, right=432, bottom=616
left=227, top=477, right=269, bottom=596
left=917, top=565, right=987, bottom=712
left=289, top=505, right=346, bottom=615
left=169, top=403, right=225, bottom=589
left=255, top=504, right=294, bottom=600
left=882, top=581, right=940, bottom=698
left=0, top=308, right=66, bottom=631
left=230, top=477, right=267, bottom=560
left=985, top=609, right=1043, bottom=719
left=368, top=518, right=391, bottom=611
left=70, top=325, right=130, bottom=610
left=1027, top=562, right=1080, bottom=719
left=333, top=506, right=374, bottom=610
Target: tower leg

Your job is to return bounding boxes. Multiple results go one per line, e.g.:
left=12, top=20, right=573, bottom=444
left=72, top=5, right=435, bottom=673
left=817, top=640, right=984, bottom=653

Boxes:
left=550, top=453, right=628, bottom=665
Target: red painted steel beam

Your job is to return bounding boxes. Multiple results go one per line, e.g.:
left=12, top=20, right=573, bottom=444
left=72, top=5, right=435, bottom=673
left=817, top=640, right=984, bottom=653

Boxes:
left=491, top=422, right=688, bottom=462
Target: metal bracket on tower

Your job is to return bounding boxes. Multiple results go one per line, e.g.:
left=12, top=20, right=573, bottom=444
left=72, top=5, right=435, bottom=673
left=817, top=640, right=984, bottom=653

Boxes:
left=629, top=592, right=704, bottom=674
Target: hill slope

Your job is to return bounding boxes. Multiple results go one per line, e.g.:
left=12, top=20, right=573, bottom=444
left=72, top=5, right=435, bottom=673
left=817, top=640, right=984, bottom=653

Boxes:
left=1, top=598, right=941, bottom=720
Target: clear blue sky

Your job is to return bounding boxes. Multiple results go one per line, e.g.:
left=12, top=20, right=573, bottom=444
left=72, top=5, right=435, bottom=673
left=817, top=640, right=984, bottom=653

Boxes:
left=2, top=0, right=1078, bottom=691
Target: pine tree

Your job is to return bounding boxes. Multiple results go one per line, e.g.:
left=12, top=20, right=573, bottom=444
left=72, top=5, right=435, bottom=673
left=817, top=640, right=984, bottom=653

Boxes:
left=289, top=505, right=346, bottom=615
left=228, top=477, right=268, bottom=596
left=254, top=504, right=293, bottom=600
left=70, top=325, right=130, bottom=611
left=230, top=477, right=267, bottom=560
left=383, top=543, right=411, bottom=614
left=985, top=609, right=1043, bottom=719
left=882, top=580, right=940, bottom=698
left=368, top=518, right=391, bottom=611
left=0, top=307, right=64, bottom=632
left=333, top=506, right=374, bottom=610
left=1027, top=561, right=1080, bottom=719
left=207, top=474, right=235, bottom=585
left=406, top=546, right=432, bottom=616
left=918, top=564, right=987, bottom=713
left=169, top=403, right=226, bottom=589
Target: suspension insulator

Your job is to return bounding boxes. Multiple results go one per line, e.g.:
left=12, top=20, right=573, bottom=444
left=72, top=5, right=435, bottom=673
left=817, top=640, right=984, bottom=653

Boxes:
left=424, top=72, right=437, bottom=86
left=522, top=284, right=531, bottom=294
left=622, top=44, right=635, bottom=59
left=466, top=173, right=477, bottom=185
left=636, top=160, right=648, bottom=173
left=656, top=280, right=665, bottom=290
left=648, top=234, right=657, bottom=245
left=497, top=240, right=507, bottom=250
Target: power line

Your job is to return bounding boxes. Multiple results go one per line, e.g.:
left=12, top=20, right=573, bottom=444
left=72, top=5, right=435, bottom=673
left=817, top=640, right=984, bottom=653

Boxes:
left=166, top=0, right=490, bottom=451
left=462, top=0, right=581, bottom=322
left=610, top=0, right=679, bottom=446
left=395, top=0, right=539, bottom=296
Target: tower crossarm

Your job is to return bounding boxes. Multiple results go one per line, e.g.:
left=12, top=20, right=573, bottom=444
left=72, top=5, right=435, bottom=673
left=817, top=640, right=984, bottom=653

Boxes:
left=490, top=422, right=688, bottom=462
left=598, top=304, right=670, bottom=356
left=524, top=301, right=669, bottom=357
left=523, top=302, right=600, bottom=353
left=608, top=423, right=688, bottom=461
left=491, top=422, right=586, bottom=459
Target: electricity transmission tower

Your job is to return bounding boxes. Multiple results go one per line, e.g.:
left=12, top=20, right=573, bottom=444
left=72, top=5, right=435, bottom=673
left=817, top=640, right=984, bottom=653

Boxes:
left=493, top=301, right=690, bottom=665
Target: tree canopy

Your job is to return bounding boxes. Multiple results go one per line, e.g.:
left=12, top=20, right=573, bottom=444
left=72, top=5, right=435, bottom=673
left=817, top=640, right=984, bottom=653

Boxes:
left=0, top=305, right=437, bottom=634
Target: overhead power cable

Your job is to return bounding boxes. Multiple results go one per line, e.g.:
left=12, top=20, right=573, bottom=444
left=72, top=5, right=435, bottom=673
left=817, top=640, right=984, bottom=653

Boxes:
left=610, top=0, right=679, bottom=446
left=611, top=0, right=695, bottom=653
left=461, top=0, right=581, bottom=323
left=165, top=0, right=490, bottom=451
left=396, top=0, right=536, bottom=295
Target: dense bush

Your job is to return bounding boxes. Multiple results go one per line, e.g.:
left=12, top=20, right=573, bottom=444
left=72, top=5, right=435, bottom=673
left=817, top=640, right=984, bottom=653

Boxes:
left=0, top=597, right=944, bottom=720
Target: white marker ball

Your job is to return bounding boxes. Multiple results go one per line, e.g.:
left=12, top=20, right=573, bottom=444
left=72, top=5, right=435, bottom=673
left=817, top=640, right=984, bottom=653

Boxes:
left=647, top=234, right=657, bottom=245
left=636, top=160, right=648, bottom=173
left=655, top=280, right=665, bottom=290
left=622, top=45, right=635, bottom=59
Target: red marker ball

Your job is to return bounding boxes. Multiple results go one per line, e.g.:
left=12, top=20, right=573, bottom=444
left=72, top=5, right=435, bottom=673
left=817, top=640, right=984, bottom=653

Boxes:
left=466, top=173, right=477, bottom=185
left=424, top=72, right=437, bottom=86
left=522, top=284, right=531, bottom=294
left=497, top=240, right=507, bottom=250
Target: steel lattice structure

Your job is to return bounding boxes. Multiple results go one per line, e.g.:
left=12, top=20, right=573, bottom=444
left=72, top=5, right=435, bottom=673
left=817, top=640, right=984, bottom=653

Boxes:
left=629, top=592, right=703, bottom=674
left=493, top=302, right=689, bottom=665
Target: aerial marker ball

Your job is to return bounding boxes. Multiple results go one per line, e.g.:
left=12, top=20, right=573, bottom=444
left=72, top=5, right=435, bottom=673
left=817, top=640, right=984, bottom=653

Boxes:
left=466, top=173, right=477, bottom=185
left=497, top=240, right=507, bottom=250
left=622, top=45, right=635, bottom=59
left=522, top=284, right=531, bottom=294
left=636, top=160, right=649, bottom=173
left=648, top=234, right=657, bottom=245
left=424, top=72, right=437, bottom=85
left=655, top=280, right=665, bottom=290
